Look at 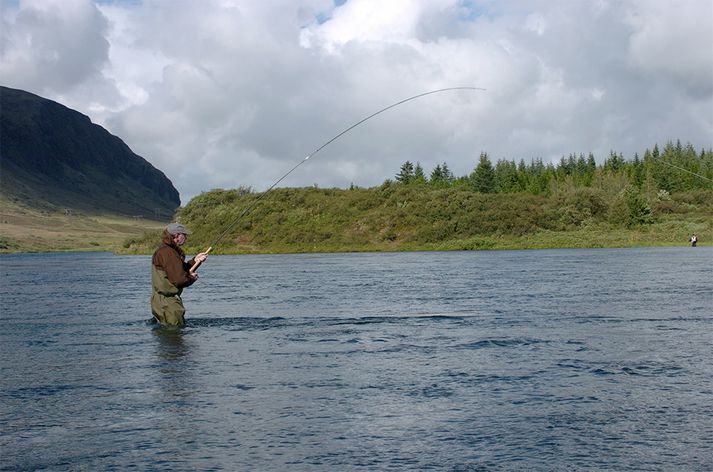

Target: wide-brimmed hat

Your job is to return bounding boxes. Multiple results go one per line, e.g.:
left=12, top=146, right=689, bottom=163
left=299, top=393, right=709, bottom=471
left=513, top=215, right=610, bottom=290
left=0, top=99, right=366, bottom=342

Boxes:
left=166, top=222, right=192, bottom=235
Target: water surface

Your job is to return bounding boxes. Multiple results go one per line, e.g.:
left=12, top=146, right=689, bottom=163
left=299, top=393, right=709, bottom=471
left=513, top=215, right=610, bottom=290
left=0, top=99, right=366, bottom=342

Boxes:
left=1, top=248, right=711, bottom=470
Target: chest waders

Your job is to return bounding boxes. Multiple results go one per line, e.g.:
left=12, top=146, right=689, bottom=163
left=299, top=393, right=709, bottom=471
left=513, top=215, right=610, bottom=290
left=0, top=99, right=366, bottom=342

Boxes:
left=151, top=265, right=186, bottom=326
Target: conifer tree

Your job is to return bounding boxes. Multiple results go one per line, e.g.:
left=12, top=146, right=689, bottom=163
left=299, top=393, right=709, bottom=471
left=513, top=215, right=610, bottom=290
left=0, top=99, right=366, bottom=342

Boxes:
left=441, top=162, right=455, bottom=184
left=396, top=161, right=415, bottom=184
left=414, top=162, right=426, bottom=184
left=429, top=162, right=454, bottom=187
left=576, top=153, right=588, bottom=178
left=631, top=153, right=644, bottom=188
left=495, top=159, right=519, bottom=192
left=604, top=151, right=625, bottom=173
left=643, top=148, right=656, bottom=193
left=471, top=152, right=496, bottom=193
left=624, top=185, right=653, bottom=226
left=517, top=159, right=528, bottom=190
left=430, top=164, right=444, bottom=185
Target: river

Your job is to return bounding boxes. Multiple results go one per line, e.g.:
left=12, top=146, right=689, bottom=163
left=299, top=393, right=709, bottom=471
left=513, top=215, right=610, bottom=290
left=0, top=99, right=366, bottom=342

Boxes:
left=1, top=247, right=711, bottom=470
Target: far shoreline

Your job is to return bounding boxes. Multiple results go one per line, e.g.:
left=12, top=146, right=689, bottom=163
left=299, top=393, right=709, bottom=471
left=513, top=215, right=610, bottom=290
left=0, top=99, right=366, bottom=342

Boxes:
left=7, top=234, right=705, bottom=255
left=1, top=241, right=706, bottom=257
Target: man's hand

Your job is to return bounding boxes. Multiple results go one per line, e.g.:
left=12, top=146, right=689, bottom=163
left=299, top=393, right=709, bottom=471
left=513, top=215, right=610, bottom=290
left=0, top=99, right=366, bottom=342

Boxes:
left=189, top=247, right=211, bottom=275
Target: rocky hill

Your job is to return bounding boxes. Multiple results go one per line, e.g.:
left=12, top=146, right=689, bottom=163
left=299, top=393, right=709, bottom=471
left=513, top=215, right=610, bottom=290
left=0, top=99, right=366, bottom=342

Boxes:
left=0, top=86, right=180, bottom=217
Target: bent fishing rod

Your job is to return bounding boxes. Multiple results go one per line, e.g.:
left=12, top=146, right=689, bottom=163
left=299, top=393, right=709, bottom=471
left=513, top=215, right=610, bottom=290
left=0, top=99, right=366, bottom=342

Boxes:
left=190, top=86, right=485, bottom=273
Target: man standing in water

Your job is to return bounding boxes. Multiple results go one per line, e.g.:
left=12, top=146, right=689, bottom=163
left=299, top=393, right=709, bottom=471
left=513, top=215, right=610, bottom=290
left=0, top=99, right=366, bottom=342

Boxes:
left=151, top=223, right=209, bottom=326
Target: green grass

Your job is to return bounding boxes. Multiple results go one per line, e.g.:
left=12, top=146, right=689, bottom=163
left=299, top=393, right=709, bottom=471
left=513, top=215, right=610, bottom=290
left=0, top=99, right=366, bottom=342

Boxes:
left=0, top=196, right=167, bottom=253
left=118, top=185, right=711, bottom=255
left=4, top=184, right=709, bottom=255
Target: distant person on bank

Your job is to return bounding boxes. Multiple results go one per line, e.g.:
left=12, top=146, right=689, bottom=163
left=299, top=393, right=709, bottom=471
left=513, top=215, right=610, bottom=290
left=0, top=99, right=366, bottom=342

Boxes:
left=690, top=234, right=697, bottom=247
left=151, top=223, right=209, bottom=326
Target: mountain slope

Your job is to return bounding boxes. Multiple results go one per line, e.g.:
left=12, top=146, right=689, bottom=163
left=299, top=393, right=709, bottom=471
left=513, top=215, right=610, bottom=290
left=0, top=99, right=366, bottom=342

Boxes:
left=0, top=86, right=180, bottom=216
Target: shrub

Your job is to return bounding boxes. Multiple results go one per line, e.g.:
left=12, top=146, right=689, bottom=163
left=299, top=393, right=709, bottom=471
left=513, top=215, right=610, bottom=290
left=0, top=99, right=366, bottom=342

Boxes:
left=609, top=185, right=653, bottom=227
left=555, top=187, right=608, bottom=227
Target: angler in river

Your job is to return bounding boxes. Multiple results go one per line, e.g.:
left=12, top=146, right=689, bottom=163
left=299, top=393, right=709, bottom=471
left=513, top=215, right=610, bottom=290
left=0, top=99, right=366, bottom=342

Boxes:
left=151, top=223, right=209, bottom=326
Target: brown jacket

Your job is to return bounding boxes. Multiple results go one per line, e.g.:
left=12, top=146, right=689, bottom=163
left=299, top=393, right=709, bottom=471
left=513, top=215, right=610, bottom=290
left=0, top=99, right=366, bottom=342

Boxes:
left=151, top=243, right=196, bottom=292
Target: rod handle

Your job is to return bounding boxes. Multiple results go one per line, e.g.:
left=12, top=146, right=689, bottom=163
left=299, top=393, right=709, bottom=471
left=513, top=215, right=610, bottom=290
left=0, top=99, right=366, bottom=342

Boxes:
left=190, top=246, right=212, bottom=274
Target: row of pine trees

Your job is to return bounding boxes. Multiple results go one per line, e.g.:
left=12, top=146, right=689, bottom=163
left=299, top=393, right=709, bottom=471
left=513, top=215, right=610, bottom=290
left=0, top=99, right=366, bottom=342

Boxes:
left=394, top=141, right=713, bottom=194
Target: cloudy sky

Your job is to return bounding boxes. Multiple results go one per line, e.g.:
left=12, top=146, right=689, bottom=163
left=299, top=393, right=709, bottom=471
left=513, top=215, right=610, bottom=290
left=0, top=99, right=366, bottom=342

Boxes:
left=2, top=0, right=712, bottom=203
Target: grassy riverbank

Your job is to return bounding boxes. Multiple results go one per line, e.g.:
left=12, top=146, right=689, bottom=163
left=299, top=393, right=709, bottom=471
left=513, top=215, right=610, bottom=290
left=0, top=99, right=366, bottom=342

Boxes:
left=118, top=185, right=711, bottom=255
left=3, top=185, right=709, bottom=255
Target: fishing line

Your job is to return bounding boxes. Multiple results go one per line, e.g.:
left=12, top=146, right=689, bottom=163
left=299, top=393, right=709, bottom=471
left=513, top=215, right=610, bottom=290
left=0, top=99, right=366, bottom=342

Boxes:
left=656, top=159, right=713, bottom=184
left=191, top=86, right=485, bottom=269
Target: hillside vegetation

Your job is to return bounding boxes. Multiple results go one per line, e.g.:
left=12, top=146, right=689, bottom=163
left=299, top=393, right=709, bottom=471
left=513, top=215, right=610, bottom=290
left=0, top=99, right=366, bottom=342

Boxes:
left=122, top=140, right=712, bottom=254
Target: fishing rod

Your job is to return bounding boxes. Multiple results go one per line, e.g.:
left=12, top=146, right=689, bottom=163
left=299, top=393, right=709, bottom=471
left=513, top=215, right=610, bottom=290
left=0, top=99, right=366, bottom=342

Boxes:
left=190, top=86, right=485, bottom=273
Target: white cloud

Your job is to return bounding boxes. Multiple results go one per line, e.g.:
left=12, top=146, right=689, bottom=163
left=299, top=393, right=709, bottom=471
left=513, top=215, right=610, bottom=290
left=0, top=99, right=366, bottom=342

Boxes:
left=524, top=13, right=546, bottom=36
left=625, top=0, right=713, bottom=97
left=1, top=0, right=711, bottom=204
left=0, top=0, right=111, bottom=94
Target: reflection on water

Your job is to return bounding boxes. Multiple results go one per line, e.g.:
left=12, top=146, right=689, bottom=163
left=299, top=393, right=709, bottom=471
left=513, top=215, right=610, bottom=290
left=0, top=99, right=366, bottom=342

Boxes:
left=152, top=325, right=189, bottom=361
